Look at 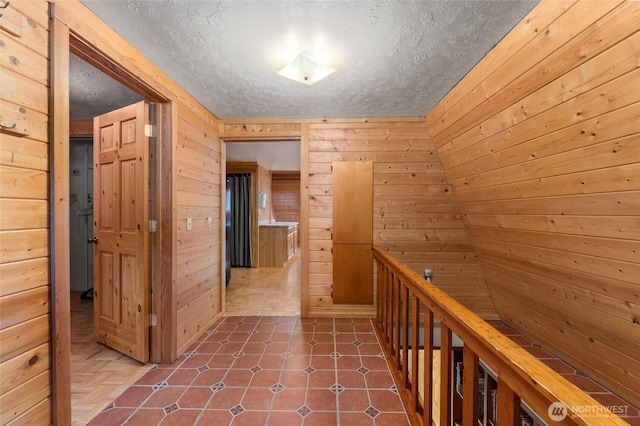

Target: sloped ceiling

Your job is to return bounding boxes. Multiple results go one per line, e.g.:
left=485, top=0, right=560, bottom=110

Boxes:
left=74, top=0, right=538, bottom=120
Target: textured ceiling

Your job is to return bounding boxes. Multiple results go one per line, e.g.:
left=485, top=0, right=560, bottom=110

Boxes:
left=227, top=141, right=301, bottom=171
left=70, top=53, right=145, bottom=120
left=75, top=0, right=538, bottom=120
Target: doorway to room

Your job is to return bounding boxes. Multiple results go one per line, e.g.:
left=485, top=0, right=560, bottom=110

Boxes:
left=224, top=140, right=302, bottom=316
left=67, top=55, right=155, bottom=425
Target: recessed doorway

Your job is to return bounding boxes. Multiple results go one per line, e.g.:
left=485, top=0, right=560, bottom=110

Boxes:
left=224, top=141, right=302, bottom=316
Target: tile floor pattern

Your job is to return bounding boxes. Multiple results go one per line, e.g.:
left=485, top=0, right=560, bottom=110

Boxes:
left=89, top=316, right=410, bottom=425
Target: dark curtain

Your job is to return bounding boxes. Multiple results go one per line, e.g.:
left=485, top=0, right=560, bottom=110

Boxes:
left=228, top=173, right=252, bottom=267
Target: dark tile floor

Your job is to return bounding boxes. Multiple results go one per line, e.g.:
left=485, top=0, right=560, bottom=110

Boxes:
left=88, top=316, right=410, bottom=425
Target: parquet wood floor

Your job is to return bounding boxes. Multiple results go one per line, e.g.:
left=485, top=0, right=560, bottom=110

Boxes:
left=70, top=291, right=153, bottom=426
left=225, top=251, right=301, bottom=316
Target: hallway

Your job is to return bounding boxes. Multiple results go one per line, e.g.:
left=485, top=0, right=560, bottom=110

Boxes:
left=73, top=252, right=409, bottom=425
left=87, top=316, right=409, bottom=425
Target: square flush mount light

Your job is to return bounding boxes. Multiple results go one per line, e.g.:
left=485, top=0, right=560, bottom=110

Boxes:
left=277, top=50, right=335, bottom=85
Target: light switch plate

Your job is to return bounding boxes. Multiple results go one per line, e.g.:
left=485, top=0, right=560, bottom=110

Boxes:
left=207, top=217, right=213, bottom=228
left=186, top=217, right=192, bottom=231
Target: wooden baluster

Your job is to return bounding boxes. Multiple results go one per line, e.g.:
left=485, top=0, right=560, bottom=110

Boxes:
left=387, top=270, right=395, bottom=348
left=395, top=275, right=402, bottom=367
left=402, top=286, right=410, bottom=386
left=497, top=378, right=520, bottom=426
left=423, top=308, right=434, bottom=426
left=440, top=323, right=452, bottom=426
left=376, top=260, right=382, bottom=327
left=462, top=347, right=479, bottom=426
left=411, top=295, right=420, bottom=414
left=378, top=262, right=389, bottom=343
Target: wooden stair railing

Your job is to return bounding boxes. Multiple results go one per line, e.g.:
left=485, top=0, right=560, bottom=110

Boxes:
left=372, top=246, right=630, bottom=426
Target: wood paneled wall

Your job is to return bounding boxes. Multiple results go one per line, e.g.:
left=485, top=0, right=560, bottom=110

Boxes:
left=307, top=119, right=496, bottom=319
left=425, top=0, right=640, bottom=407
left=0, top=0, right=53, bottom=423
left=175, top=104, right=222, bottom=355
left=272, top=171, right=300, bottom=223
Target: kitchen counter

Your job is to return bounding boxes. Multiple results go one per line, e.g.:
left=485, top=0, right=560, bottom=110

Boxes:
left=258, top=222, right=298, bottom=267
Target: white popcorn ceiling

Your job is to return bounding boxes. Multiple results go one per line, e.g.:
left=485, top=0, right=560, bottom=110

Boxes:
left=73, top=0, right=538, bottom=120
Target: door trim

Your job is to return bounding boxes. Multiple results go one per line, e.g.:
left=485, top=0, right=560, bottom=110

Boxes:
left=50, top=4, right=173, bottom=423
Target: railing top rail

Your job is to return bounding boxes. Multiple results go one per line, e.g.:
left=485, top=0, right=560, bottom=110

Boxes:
left=372, top=245, right=630, bottom=426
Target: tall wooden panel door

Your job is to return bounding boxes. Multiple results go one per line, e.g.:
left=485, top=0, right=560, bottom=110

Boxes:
left=332, top=161, right=373, bottom=304
left=93, top=101, right=150, bottom=362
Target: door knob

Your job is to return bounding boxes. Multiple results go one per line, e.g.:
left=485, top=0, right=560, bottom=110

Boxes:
left=88, top=237, right=99, bottom=244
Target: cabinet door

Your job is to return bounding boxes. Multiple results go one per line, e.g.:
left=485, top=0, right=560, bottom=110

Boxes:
left=333, top=243, right=373, bottom=304
left=332, top=161, right=374, bottom=304
left=333, top=161, right=373, bottom=304
left=332, top=161, right=373, bottom=243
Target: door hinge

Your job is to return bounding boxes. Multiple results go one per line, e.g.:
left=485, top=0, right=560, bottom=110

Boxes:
left=144, top=124, right=157, bottom=137
left=150, top=313, right=157, bottom=327
left=149, top=220, right=157, bottom=232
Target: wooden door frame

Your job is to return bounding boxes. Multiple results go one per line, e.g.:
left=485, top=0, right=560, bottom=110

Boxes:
left=50, top=4, right=175, bottom=424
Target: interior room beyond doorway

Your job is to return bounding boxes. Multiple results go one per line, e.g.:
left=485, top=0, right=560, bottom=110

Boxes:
left=225, top=141, right=302, bottom=316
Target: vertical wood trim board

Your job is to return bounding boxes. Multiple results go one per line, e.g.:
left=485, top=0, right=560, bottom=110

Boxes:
left=51, top=7, right=70, bottom=426
left=425, top=0, right=640, bottom=407
left=300, top=123, right=311, bottom=317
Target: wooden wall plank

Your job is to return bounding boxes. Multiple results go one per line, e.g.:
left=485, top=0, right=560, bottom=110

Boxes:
left=0, top=286, right=49, bottom=330
left=0, top=370, right=50, bottom=425
left=0, top=199, right=48, bottom=230
left=0, top=343, right=50, bottom=395
left=1, top=1, right=49, bottom=58
left=0, top=135, right=48, bottom=171
left=0, top=67, right=48, bottom=114
left=0, top=258, right=49, bottom=297
left=6, top=396, right=51, bottom=426
left=0, top=166, right=48, bottom=199
left=0, top=229, right=48, bottom=263
left=465, top=213, right=640, bottom=240
left=0, top=29, right=48, bottom=85
left=219, top=120, right=301, bottom=141
left=0, top=315, right=50, bottom=364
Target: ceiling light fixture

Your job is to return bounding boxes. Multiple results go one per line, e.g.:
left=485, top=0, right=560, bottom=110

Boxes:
left=277, top=50, right=336, bottom=85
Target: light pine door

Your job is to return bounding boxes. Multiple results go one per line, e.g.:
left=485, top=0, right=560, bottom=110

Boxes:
left=93, top=101, right=150, bottom=362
